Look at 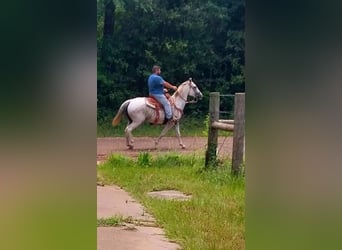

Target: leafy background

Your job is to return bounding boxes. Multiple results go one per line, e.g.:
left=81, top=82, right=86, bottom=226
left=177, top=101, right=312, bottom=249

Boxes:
left=97, top=0, right=245, bottom=122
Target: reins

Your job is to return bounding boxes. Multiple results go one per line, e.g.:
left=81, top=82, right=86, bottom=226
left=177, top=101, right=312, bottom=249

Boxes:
left=174, top=78, right=199, bottom=104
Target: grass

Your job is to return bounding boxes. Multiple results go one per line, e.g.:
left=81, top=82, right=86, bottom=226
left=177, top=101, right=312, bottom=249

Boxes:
left=97, top=116, right=233, bottom=137
left=97, top=216, right=124, bottom=227
left=97, top=215, right=154, bottom=227
left=97, top=153, right=245, bottom=249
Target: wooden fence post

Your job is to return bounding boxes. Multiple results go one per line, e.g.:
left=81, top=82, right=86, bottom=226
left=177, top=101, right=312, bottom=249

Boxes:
left=232, top=93, right=245, bottom=175
left=205, top=92, right=220, bottom=168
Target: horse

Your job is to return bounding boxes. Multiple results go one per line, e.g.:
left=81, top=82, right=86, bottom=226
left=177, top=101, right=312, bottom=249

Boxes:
left=112, top=78, right=203, bottom=149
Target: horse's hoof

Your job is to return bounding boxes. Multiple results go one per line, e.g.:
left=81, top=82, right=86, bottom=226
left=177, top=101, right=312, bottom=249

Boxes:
left=180, top=144, right=186, bottom=149
left=127, top=145, right=134, bottom=150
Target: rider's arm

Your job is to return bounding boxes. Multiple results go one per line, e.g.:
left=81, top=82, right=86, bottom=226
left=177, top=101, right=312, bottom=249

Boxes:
left=163, top=81, right=177, bottom=91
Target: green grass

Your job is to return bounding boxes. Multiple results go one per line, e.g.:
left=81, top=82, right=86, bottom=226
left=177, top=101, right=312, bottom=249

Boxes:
left=97, top=153, right=245, bottom=249
left=97, top=116, right=232, bottom=137
left=97, top=216, right=124, bottom=227
left=97, top=215, right=152, bottom=227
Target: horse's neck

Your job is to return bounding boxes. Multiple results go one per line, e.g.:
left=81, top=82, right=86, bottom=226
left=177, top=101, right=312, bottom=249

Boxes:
left=172, top=83, right=189, bottom=110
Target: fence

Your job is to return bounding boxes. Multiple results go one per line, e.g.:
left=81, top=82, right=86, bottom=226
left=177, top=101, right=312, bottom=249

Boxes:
left=205, top=92, right=245, bottom=175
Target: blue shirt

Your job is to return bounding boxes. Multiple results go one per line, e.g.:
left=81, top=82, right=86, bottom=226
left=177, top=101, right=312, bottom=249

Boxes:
left=148, top=74, right=164, bottom=95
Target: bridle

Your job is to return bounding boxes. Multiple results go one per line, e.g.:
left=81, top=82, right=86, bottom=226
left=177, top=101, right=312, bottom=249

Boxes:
left=171, top=78, right=200, bottom=119
left=175, top=78, right=200, bottom=104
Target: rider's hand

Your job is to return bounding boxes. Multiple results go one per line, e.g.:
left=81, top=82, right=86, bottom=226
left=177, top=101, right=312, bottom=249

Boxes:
left=173, top=86, right=177, bottom=91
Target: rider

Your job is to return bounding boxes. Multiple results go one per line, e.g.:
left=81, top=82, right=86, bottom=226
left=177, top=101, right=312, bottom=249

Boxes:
left=148, top=65, right=177, bottom=123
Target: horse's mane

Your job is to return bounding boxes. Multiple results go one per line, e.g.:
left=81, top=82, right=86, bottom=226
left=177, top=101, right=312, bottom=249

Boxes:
left=172, top=80, right=189, bottom=97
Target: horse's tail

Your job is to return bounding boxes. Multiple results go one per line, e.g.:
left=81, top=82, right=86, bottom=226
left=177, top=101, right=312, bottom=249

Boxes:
left=112, top=100, right=130, bottom=126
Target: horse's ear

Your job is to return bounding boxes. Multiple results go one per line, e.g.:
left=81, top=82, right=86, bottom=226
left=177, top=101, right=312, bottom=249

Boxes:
left=189, top=77, right=192, bottom=82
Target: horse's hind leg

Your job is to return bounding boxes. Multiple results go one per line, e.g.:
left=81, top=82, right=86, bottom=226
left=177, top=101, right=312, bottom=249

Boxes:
left=125, top=121, right=142, bottom=149
left=155, top=121, right=175, bottom=149
left=125, top=122, right=131, bottom=148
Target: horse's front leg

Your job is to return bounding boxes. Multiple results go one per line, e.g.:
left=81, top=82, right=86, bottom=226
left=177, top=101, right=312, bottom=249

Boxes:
left=174, top=121, right=186, bottom=149
left=155, top=121, right=175, bottom=149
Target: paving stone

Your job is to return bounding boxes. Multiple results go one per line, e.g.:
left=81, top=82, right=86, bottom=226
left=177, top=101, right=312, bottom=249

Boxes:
left=97, top=226, right=180, bottom=250
left=148, top=190, right=192, bottom=201
left=97, top=186, right=181, bottom=250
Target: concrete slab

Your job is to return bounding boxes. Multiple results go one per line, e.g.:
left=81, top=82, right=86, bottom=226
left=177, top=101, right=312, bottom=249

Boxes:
left=97, top=186, right=154, bottom=222
left=97, top=185, right=181, bottom=250
left=148, top=190, right=192, bottom=201
left=97, top=226, right=180, bottom=250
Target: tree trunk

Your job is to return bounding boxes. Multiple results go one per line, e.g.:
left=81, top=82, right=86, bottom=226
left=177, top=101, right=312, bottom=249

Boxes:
left=102, top=0, right=115, bottom=65
left=103, top=0, right=115, bottom=38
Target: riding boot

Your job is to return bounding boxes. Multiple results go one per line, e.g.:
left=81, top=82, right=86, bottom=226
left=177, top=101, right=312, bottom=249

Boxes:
left=163, top=117, right=171, bottom=124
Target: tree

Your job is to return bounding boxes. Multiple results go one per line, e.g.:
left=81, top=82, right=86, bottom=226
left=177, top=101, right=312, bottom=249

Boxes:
left=101, top=0, right=115, bottom=68
left=97, top=0, right=245, bottom=120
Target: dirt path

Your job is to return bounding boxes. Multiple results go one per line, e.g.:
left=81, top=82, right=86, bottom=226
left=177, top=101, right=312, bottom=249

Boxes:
left=97, top=136, right=232, bottom=161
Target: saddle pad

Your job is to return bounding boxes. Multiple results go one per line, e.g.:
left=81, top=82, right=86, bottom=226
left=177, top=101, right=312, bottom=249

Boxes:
left=146, top=97, right=162, bottom=109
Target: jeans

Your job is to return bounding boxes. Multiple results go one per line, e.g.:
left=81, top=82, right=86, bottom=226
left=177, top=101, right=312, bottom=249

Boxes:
left=150, top=94, right=172, bottom=119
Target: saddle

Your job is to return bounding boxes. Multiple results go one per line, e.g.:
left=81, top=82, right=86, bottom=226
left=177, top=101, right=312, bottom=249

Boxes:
left=146, top=94, right=173, bottom=124
left=146, top=96, right=162, bottom=109
left=146, top=92, right=172, bottom=109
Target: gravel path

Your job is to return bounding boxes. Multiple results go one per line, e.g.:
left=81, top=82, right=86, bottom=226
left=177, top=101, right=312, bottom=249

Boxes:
left=97, top=136, right=232, bottom=160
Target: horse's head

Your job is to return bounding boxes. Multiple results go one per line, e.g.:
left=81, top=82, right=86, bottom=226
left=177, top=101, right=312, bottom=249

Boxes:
left=174, top=78, right=203, bottom=103
left=187, top=78, right=203, bottom=100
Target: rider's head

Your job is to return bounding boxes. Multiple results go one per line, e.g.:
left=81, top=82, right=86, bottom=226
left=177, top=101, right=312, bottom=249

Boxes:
left=152, top=65, right=161, bottom=75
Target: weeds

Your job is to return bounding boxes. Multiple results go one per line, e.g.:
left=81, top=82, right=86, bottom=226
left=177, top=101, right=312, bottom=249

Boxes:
left=137, top=152, right=152, bottom=167
left=97, top=216, right=123, bottom=227
left=97, top=153, right=245, bottom=249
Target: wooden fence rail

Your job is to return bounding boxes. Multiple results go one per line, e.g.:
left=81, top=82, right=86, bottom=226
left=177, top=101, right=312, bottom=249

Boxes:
left=211, top=121, right=234, bottom=131
left=218, top=119, right=234, bottom=124
left=205, top=92, right=245, bottom=175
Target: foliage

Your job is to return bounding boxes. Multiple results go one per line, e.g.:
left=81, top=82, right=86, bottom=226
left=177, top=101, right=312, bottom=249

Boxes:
left=97, top=115, right=207, bottom=137
left=137, top=152, right=152, bottom=167
left=97, top=216, right=123, bottom=227
left=98, top=153, right=245, bottom=249
left=97, top=0, right=245, bottom=121
left=202, top=114, right=210, bottom=136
